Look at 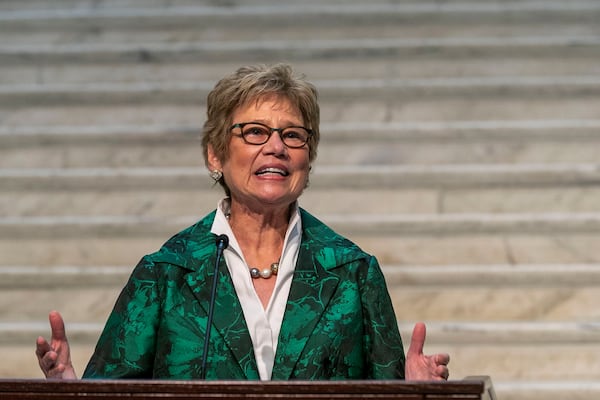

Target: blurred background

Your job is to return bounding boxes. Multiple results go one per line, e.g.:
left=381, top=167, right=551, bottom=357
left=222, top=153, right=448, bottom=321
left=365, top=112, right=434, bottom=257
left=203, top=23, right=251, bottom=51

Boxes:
left=1, top=1, right=600, bottom=399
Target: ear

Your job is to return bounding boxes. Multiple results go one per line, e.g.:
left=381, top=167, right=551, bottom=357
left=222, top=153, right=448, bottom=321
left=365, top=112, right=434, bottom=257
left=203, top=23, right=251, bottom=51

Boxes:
left=207, top=144, right=223, bottom=172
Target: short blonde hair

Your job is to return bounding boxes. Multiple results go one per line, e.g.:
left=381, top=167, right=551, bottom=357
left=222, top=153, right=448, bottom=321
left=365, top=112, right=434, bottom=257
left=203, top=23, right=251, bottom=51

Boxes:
left=201, top=64, right=320, bottom=193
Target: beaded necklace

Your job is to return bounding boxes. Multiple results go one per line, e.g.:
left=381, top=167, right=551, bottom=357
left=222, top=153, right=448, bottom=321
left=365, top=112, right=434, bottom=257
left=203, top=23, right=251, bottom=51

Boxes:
left=249, top=262, right=279, bottom=279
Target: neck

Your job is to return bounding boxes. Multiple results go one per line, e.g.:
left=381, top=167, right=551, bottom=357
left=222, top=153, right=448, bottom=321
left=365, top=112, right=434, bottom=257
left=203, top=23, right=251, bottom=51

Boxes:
left=227, top=199, right=292, bottom=256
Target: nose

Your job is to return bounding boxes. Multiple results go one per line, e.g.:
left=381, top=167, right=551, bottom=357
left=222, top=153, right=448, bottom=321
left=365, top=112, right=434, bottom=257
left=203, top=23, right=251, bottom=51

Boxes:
left=262, top=129, right=287, bottom=156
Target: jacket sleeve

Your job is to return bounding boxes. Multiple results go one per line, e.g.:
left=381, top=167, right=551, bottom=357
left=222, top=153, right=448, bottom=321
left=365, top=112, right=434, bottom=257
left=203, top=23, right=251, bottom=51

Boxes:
left=360, top=255, right=406, bottom=379
left=83, top=256, right=160, bottom=378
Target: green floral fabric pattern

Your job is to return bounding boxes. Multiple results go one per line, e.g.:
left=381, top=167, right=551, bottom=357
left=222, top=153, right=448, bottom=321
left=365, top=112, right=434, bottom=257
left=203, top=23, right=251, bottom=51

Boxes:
left=83, top=209, right=405, bottom=380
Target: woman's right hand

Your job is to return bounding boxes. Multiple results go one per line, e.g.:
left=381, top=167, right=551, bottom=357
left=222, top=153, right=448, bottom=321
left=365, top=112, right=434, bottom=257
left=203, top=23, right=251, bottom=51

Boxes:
left=35, top=311, right=78, bottom=379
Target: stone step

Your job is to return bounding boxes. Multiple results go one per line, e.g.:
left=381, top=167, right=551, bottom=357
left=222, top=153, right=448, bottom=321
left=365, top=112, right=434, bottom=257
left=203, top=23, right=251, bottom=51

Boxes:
left=384, top=264, right=600, bottom=322
left=3, top=165, right=600, bottom=216
left=1, top=1, right=599, bottom=48
left=0, top=0, right=358, bottom=11
left=7, top=263, right=600, bottom=289
left=6, top=212, right=600, bottom=238
left=0, top=265, right=131, bottom=288
left=2, top=89, right=599, bottom=127
left=5, top=178, right=600, bottom=217
left=2, top=34, right=600, bottom=66
left=0, top=0, right=591, bottom=10
left=2, top=1, right=598, bottom=40
left=1, top=264, right=598, bottom=323
left=4, top=55, right=600, bottom=86
left=3, top=121, right=600, bottom=168
left=410, top=322, right=600, bottom=388
left=3, top=76, right=600, bottom=108
left=4, top=99, right=600, bottom=130
left=2, top=213, right=600, bottom=266
left=5, top=164, right=600, bottom=190
left=497, top=381, right=600, bottom=400
left=418, top=322, right=600, bottom=385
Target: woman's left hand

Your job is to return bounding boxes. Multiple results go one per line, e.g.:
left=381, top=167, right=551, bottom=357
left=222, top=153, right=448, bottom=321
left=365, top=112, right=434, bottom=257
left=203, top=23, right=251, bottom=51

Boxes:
left=405, top=322, right=450, bottom=381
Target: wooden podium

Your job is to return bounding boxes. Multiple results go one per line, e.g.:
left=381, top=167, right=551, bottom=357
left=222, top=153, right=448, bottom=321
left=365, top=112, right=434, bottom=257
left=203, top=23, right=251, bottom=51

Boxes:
left=0, top=377, right=496, bottom=399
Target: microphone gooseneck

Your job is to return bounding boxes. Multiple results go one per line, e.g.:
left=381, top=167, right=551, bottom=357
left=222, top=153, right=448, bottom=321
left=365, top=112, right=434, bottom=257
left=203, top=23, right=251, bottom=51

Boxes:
left=200, top=233, right=229, bottom=380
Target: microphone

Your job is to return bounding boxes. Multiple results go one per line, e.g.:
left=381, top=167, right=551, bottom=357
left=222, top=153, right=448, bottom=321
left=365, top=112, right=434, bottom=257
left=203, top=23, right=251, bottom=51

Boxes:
left=200, top=234, right=229, bottom=380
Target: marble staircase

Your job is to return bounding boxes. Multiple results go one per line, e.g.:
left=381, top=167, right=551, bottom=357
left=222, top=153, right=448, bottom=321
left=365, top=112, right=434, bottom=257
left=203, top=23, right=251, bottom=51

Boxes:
left=1, top=1, right=600, bottom=398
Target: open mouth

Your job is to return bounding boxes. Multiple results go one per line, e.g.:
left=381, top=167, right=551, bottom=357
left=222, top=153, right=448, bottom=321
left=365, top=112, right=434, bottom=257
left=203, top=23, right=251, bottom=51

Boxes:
left=256, top=167, right=289, bottom=177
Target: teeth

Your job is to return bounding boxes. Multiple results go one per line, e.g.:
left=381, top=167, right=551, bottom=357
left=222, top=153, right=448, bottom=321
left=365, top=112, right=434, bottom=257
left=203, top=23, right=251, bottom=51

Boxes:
left=257, top=167, right=288, bottom=176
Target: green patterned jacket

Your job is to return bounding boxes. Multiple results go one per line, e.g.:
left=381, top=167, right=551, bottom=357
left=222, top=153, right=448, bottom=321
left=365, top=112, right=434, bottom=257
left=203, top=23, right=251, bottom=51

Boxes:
left=83, top=208, right=406, bottom=380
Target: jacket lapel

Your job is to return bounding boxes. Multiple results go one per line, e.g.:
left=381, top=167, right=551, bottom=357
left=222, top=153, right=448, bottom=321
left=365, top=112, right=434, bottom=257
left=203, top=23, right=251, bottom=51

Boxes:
left=172, top=214, right=258, bottom=379
left=271, top=210, right=341, bottom=380
left=185, top=254, right=259, bottom=379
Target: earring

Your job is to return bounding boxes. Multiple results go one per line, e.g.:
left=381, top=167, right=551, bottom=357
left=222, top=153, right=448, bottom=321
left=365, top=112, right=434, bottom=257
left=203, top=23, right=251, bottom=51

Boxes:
left=210, top=170, right=223, bottom=182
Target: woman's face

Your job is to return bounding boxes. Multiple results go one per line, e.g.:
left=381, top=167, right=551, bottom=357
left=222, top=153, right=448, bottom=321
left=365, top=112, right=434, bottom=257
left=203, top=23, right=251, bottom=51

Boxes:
left=208, top=94, right=311, bottom=211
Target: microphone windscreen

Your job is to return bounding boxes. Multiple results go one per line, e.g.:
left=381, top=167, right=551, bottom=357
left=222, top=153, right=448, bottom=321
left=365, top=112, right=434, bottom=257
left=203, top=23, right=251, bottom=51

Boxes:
left=215, top=234, right=229, bottom=249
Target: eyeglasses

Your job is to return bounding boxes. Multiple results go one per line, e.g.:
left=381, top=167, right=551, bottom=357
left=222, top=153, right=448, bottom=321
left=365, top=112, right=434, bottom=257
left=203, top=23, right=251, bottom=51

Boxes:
left=231, top=122, right=312, bottom=149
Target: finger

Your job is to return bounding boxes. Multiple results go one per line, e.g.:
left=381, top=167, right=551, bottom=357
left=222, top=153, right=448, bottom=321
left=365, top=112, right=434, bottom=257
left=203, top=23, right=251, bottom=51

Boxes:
left=41, top=350, right=57, bottom=367
left=46, top=364, right=66, bottom=379
left=436, top=365, right=449, bottom=380
left=38, top=351, right=58, bottom=375
left=48, top=311, right=67, bottom=342
left=434, top=352, right=450, bottom=366
left=407, top=322, right=426, bottom=356
left=35, top=336, right=52, bottom=358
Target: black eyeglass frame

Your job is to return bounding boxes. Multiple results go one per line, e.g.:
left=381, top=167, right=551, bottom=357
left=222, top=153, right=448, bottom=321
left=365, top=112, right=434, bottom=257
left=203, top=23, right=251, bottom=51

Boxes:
left=230, top=122, right=313, bottom=149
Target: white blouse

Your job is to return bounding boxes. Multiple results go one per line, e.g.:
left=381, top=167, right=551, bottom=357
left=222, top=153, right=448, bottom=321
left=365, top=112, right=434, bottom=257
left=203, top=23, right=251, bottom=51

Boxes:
left=210, top=199, right=301, bottom=380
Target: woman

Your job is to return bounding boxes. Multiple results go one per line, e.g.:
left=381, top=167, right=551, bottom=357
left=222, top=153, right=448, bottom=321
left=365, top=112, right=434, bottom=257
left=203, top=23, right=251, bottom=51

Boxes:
left=36, top=64, right=449, bottom=381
